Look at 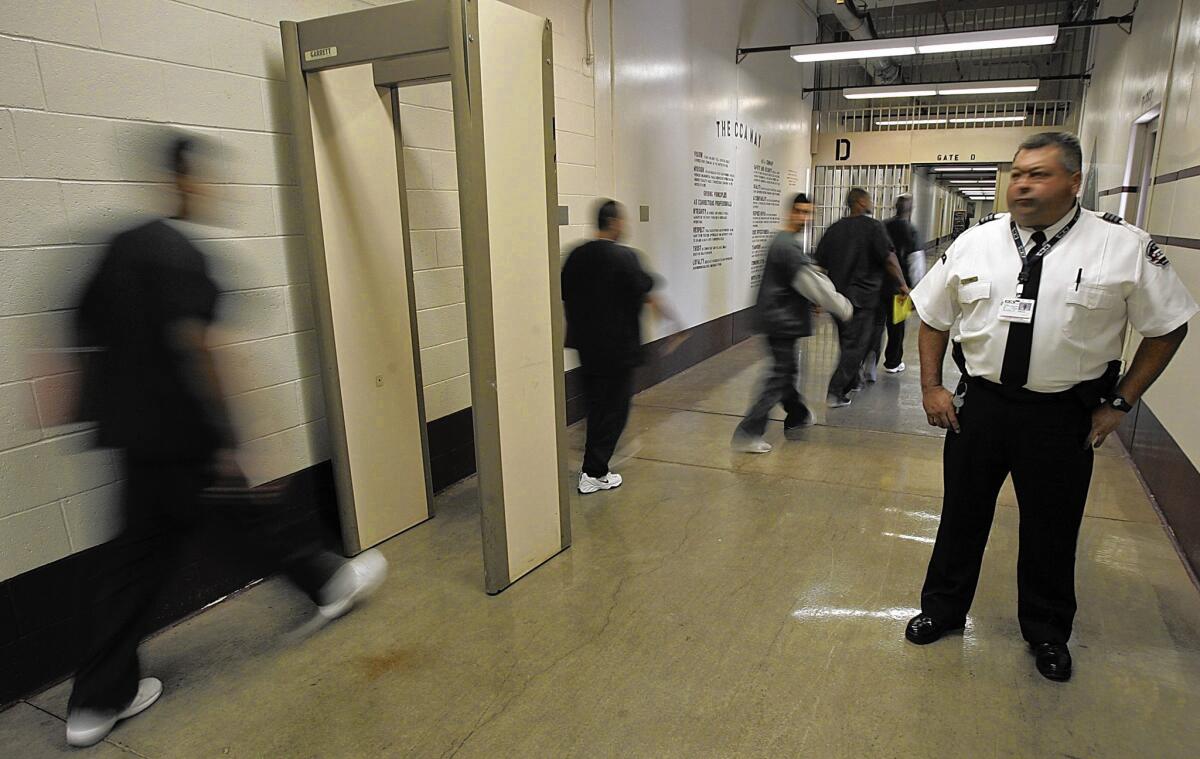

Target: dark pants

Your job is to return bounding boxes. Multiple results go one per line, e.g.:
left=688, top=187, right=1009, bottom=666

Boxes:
left=69, top=459, right=344, bottom=713
left=581, top=369, right=634, bottom=477
left=919, top=381, right=1094, bottom=644
left=737, top=336, right=809, bottom=437
left=866, top=295, right=906, bottom=371
left=883, top=316, right=906, bottom=369
left=827, top=307, right=875, bottom=398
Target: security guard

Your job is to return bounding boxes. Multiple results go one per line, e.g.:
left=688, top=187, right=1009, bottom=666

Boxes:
left=904, top=132, right=1197, bottom=682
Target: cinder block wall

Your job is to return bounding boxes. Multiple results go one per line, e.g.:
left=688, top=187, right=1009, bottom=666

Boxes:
left=0, top=0, right=597, bottom=582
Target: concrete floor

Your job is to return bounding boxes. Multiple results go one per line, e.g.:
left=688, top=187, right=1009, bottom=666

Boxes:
left=5, top=319, right=1200, bottom=758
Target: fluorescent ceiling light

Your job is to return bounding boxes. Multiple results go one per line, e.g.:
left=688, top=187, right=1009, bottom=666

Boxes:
left=845, top=85, right=937, bottom=99
left=938, top=79, right=1040, bottom=95
left=876, top=118, right=948, bottom=126
left=844, top=79, right=1039, bottom=99
left=949, top=179, right=994, bottom=184
left=791, top=37, right=917, bottom=63
left=948, top=115, right=1028, bottom=123
left=915, top=25, right=1059, bottom=54
left=931, top=166, right=996, bottom=172
left=790, top=26, right=1057, bottom=64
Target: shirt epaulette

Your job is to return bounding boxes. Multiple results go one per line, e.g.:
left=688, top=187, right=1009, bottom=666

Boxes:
left=1100, top=212, right=1125, bottom=225
left=975, top=213, right=999, bottom=226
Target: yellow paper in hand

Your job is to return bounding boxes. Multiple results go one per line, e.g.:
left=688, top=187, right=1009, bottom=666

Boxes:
left=892, top=294, right=913, bottom=325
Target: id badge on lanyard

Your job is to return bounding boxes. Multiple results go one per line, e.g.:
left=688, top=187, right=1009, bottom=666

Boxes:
left=998, top=297, right=1035, bottom=323
left=1001, top=206, right=1082, bottom=323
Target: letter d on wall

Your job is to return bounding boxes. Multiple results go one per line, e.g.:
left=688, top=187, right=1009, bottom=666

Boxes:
left=835, top=138, right=851, bottom=162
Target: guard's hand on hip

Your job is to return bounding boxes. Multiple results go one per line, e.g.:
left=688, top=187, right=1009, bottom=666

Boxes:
left=1086, top=405, right=1125, bottom=450
left=922, top=386, right=960, bottom=433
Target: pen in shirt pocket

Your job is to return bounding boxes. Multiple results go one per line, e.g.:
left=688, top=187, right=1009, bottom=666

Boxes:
left=1074, top=268, right=1082, bottom=291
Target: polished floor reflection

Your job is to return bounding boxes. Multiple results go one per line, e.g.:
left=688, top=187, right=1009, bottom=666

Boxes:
left=5, top=322, right=1200, bottom=758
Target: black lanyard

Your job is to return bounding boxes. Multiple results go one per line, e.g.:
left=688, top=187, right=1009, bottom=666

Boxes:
left=1009, top=205, right=1081, bottom=293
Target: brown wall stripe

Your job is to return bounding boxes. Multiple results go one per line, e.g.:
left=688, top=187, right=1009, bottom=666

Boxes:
left=1153, top=163, right=1200, bottom=185
left=1098, top=185, right=1138, bottom=197
left=1150, top=234, right=1200, bottom=250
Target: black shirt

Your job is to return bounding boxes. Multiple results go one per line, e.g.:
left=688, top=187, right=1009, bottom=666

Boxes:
left=77, top=218, right=224, bottom=461
left=884, top=216, right=920, bottom=290
left=815, top=214, right=894, bottom=310
left=561, top=238, right=655, bottom=371
left=888, top=216, right=921, bottom=293
left=753, top=231, right=813, bottom=338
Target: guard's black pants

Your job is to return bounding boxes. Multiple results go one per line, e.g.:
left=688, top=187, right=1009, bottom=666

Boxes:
left=69, top=459, right=345, bottom=713
left=737, top=336, right=809, bottom=437
left=828, top=307, right=875, bottom=397
left=581, top=368, right=634, bottom=477
left=919, top=380, right=1094, bottom=644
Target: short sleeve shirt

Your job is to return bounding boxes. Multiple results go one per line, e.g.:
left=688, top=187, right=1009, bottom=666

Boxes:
left=78, top=218, right=223, bottom=458
left=561, top=238, right=656, bottom=370
left=815, top=215, right=895, bottom=309
left=910, top=207, right=1198, bottom=392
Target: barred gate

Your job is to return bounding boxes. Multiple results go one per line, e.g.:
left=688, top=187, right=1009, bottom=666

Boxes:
left=811, top=164, right=911, bottom=241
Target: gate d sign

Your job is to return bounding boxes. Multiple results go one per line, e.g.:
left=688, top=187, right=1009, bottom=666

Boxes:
left=835, top=138, right=851, bottom=161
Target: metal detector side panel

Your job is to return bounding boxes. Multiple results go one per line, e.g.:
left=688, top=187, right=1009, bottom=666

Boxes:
left=467, top=0, right=570, bottom=586
left=307, top=62, right=431, bottom=550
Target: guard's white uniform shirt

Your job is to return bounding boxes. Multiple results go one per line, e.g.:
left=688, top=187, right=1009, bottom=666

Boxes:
left=910, top=205, right=1199, bottom=393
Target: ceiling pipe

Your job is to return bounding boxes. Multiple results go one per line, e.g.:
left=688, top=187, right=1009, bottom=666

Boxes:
left=830, top=0, right=903, bottom=85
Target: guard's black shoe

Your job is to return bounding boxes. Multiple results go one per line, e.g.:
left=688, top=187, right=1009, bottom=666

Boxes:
left=904, top=613, right=963, bottom=645
left=1030, top=642, right=1072, bottom=682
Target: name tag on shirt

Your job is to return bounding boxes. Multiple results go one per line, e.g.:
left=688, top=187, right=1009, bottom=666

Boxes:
left=998, top=297, right=1035, bottom=323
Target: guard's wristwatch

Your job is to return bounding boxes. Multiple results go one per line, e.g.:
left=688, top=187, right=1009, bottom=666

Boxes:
left=1109, top=395, right=1132, bottom=413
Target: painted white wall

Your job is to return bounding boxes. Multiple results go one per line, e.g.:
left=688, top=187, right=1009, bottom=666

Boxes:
left=1079, top=0, right=1200, bottom=469
left=601, top=0, right=816, bottom=338
left=1079, top=0, right=1182, bottom=216
left=400, top=0, right=599, bottom=415
left=0, top=0, right=817, bottom=580
left=0, top=0, right=600, bottom=581
left=0, top=0, right=390, bottom=581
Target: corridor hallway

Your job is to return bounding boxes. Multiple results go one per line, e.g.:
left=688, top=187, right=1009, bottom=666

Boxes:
left=5, top=322, right=1200, bottom=758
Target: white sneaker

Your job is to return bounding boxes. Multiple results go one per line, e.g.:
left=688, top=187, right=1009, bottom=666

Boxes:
left=317, top=549, right=388, bottom=622
left=884, top=362, right=906, bottom=374
left=578, top=472, right=623, bottom=494
left=731, top=434, right=772, bottom=453
left=66, top=677, right=163, bottom=747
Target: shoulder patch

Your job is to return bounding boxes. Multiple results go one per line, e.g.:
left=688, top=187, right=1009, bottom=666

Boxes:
left=975, top=212, right=999, bottom=226
left=1101, top=212, right=1125, bottom=225
left=1146, top=240, right=1170, bottom=267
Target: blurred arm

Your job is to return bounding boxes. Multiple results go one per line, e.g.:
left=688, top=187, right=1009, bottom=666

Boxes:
left=169, top=318, right=236, bottom=451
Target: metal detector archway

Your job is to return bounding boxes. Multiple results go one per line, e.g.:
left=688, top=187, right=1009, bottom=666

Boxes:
left=281, top=0, right=570, bottom=594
